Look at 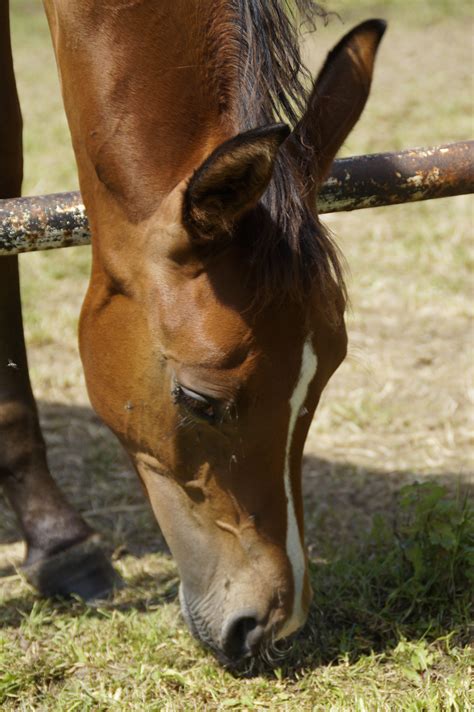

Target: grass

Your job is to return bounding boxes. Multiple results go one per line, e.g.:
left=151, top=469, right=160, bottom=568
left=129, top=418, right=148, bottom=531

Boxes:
left=1, top=483, right=472, bottom=709
left=1, top=0, right=473, bottom=709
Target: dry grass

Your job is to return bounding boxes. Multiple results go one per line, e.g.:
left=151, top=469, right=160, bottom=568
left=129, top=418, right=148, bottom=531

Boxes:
left=1, top=0, right=473, bottom=709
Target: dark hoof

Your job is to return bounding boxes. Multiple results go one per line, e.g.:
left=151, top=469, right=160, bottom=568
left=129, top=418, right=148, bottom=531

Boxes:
left=20, top=535, right=123, bottom=602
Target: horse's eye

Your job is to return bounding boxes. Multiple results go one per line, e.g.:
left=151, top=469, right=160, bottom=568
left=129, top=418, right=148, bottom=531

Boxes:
left=172, top=383, right=218, bottom=422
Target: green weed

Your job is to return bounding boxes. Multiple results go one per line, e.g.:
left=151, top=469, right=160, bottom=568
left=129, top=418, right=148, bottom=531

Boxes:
left=307, top=483, right=473, bottom=664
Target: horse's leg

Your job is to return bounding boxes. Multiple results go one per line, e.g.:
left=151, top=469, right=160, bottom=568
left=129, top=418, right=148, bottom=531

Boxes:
left=0, top=1, right=119, bottom=599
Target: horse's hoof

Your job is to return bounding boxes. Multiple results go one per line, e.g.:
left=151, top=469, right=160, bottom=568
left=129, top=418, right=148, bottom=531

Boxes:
left=20, top=534, right=123, bottom=602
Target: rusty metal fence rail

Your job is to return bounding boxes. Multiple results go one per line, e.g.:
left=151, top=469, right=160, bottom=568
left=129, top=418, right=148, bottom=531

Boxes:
left=0, top=141, right=472, bottom=256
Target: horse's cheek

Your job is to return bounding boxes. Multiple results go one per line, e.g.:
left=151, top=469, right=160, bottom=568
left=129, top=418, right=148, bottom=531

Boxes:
left=78, top=289, right=172, bottom=454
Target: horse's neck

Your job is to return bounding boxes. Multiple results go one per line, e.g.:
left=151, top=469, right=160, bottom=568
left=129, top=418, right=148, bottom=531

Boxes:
left=44, top=1, right=239, bottom=222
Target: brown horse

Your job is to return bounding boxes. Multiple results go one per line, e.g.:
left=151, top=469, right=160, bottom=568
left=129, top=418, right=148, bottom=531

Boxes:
left=0, top=1, right=385, bottom=664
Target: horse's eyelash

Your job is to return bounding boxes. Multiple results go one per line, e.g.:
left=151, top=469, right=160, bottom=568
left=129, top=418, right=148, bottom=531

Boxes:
left=173, top=383, right=238, bottom=425
left=173, top=384, right=218, bottom=421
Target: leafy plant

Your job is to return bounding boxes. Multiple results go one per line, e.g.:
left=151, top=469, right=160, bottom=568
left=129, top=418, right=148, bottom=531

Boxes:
left=397, top=482, right=474, bottom=597
left=366, top=481, right=474, bottom=630
left=307, top=481, right=473, bottom=665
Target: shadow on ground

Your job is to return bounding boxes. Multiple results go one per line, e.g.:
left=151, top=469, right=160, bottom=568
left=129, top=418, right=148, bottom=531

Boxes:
left=1, top=401, right=472, bottom=671
left=2, top=400, right=470, bottom=552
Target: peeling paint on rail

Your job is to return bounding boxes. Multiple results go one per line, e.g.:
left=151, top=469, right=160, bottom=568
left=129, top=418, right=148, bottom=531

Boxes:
left=317, top=141, right=473, bottom=214
left=0, top=141, right=473, bottom=256
left=0, top=193, right=90, bottom=255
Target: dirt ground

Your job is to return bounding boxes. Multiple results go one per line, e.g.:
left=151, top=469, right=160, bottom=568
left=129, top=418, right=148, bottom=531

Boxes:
left=1, top=1, right=473, bottom=577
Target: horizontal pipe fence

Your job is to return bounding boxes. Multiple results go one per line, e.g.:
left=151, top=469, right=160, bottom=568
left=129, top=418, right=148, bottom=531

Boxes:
left=0, top=141, right=472, bottom=256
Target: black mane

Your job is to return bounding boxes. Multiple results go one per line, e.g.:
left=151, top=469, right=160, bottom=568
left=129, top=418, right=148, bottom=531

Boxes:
left=211, top=1, right=346, bottom=311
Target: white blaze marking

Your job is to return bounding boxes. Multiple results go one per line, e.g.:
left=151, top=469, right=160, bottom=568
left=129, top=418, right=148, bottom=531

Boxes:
left=280, top=335, right=317, bottom=637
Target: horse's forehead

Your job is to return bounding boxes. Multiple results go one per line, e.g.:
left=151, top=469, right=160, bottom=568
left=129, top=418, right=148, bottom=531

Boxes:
left=156, top=265, right=311, bottom=366
left=154, top=272, right=248, bottom=353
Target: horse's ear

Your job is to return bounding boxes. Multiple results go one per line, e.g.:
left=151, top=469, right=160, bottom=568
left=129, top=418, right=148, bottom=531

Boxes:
left=295, top=19, right=386, bottom=192
left=183, top=124, right=290, bottom=240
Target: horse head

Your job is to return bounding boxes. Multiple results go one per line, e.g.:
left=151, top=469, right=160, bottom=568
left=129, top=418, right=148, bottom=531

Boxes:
left=46, top=0, right=385, bottom=664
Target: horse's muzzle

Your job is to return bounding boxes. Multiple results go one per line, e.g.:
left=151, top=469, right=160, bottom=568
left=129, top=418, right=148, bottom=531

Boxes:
left=179, top=584, right=288, bottom=665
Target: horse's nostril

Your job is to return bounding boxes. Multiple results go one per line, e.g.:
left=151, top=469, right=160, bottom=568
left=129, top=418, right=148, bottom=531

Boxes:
left=221, top=613, right=265, bottom=661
